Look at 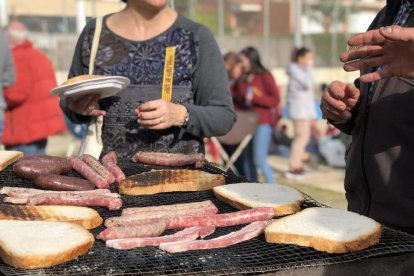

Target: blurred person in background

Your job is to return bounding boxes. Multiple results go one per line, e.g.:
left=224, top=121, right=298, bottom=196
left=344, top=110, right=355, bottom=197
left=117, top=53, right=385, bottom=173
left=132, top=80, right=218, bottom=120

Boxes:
left=321, top=0, right=414, bottom=234
left=3, top=21, right=66, bottom=155
left=285, top=47, right=317, bottom=179
left=304, top=121, right=322, bottom=169
left=271, top=123, right=292, bottom=158
left=220, top=51, right=248, bottom=176
left=62, top=0, right=235, bottom=159
left=0, top=32, right=15, bottom=144
left=234, top=47, right=280, bottom=183
left=224, top=52, right=243, bottom=89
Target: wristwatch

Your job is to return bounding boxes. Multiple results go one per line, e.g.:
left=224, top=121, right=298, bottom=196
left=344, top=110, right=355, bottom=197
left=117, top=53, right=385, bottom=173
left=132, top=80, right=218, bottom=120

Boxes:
left=182, top=112, right=189, bottom=127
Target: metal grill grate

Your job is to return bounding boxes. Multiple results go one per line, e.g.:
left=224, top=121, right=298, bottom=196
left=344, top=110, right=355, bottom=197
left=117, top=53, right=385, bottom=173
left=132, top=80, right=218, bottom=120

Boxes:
left=0, top=162, right=414, bottom=275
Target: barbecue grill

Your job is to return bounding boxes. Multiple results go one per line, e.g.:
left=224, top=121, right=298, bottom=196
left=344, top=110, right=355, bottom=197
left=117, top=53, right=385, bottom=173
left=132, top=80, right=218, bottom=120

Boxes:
left=0, top=162, right=413, bottom=275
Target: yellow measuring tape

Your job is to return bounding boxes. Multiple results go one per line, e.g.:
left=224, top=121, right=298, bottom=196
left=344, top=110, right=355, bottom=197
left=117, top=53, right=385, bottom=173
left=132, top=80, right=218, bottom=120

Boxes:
left=161, top=46, right=176, bottom=102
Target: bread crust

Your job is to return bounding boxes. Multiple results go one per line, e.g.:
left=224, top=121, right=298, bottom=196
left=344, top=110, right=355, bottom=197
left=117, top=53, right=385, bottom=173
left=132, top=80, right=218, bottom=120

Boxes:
left=62, top=74, right=104, bottom=85
left=213, top=192, right=302, bottom=216
left=0, top=205, right=103, bottom=229
left=120, top=180, right=223, bottom=195
left=265, top=211, right=382, bottom=253
left=0, top=228, right=94, bottom=269
left=0, top=151, right=24, bottom=171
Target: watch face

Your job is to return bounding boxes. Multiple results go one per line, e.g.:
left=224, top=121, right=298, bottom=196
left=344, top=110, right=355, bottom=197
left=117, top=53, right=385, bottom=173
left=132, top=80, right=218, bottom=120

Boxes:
left=184, top=112, right=189, bottom=125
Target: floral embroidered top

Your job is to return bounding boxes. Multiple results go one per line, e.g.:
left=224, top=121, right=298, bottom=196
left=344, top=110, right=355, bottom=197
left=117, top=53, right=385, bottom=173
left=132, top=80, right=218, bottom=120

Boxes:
left=62, top=14, right=235, bottom=158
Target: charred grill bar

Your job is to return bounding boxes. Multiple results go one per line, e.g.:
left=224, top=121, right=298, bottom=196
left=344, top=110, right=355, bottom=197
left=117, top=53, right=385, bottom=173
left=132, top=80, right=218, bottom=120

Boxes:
left=0, top=162, right=413, bottom=275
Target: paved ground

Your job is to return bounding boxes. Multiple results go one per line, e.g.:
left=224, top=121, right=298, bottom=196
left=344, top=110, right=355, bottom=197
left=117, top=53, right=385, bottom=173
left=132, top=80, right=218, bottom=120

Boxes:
left=268, top=155, right=345, bottom=194
left=46, top=132, right=347, bottom=208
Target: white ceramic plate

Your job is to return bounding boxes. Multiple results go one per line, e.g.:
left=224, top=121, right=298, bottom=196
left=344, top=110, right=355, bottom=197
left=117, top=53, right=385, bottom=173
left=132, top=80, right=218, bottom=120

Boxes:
left=50, top=76, right=130, bottom=100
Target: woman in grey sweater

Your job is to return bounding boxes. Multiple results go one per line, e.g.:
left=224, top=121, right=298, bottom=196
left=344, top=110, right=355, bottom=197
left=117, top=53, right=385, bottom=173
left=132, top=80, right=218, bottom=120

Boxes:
left=285, top=47, right=316, bottom=178
left=62, top=0, right=235, bottom=158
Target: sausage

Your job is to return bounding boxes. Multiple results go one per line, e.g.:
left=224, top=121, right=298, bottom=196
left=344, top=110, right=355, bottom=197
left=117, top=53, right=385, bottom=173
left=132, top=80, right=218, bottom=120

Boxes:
left=130, top=151, right=206, bottom=167
left=80, top=154, right=115, bottom=184
left=68, top=157, right=109, bottom=189
left=34, top=173, right=96, bottom=191
left=13, top=160, right=63, bottom=180
left=102, top=151, right=125, bottom=182
left=19, top=155, right=72, bottom=173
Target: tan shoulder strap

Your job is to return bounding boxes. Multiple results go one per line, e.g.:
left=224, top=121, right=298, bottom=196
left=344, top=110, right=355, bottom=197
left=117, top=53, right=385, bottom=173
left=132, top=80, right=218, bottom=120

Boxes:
left=89, top=17, right=103, bottom=74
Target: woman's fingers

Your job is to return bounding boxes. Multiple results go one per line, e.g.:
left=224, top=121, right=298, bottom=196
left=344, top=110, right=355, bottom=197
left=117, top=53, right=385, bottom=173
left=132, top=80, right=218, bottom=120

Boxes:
left=135, top=99, right=170, bottom=128
left=138, top=117, right=164, bottom=128
left=90, top=109, right=107, bottom=116
left=65, top=94, right=105, bottom=116
left=137, top=108, right=164, bottom=120
left=138, top=99, right=163, bottom=112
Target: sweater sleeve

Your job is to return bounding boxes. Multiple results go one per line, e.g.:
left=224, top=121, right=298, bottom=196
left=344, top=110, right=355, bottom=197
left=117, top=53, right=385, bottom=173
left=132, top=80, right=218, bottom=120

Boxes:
left=251, top=73, right=280, bottom=108
left=4, top=53, right=31, bottom=109
left=60, top=23, right=92, bottom=124
left=182, top=26, right=236, bottom=138
left=2, top=41, right=15, bottom=88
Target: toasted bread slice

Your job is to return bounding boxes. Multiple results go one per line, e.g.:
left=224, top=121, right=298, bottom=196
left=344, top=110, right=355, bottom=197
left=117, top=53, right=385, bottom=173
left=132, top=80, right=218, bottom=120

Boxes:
left=265, top=207, right=381, bottom=253
left=0, top=205, right=102, bottom=229
left=119, top=169, right=225, bottom=195
left=0, top=151, right=24, bottom=171
left=213, top=183, right=304, bottom=216
left=0, top=220, right=94, bottom=269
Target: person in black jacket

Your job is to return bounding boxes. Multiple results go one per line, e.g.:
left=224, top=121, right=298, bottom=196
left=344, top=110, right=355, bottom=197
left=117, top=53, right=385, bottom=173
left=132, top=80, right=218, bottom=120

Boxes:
left=321, top=0, right=414, bottom=234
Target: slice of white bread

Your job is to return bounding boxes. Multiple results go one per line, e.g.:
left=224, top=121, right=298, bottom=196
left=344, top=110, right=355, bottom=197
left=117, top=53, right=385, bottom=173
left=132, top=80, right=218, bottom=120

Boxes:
left=265, top=207, right=381, bottom=253
left=0, top=151, right=24, bottom=171
left=0, top=205, right=103, bottom=229
left=0, top=220, right=94, bottom=269
left=213, top=183, right=304, bottom=216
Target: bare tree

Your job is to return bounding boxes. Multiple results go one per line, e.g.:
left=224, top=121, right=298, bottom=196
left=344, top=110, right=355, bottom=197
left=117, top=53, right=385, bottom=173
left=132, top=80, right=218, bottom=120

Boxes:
left=310, top=0, right=356, bottom=33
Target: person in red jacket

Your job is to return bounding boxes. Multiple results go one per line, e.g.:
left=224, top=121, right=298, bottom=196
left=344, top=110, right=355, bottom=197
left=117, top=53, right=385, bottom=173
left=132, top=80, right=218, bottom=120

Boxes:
left=3, top=21, right=66, bottom=155
left=234, top=47, right=280, bottom=183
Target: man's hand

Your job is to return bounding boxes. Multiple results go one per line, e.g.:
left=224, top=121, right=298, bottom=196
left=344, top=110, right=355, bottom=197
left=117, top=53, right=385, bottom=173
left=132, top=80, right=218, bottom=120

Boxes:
left=134, top=99, right=187, bottom=130
left=340, top=25, right=414, bottom=82
left=65, top=94, right=106, bottom=116
left=321, top=81, right=360, bottom=124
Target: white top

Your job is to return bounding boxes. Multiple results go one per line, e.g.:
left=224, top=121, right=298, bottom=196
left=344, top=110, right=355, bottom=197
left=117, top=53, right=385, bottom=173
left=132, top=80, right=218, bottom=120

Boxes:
left=286, top=63, right=317, bottom=120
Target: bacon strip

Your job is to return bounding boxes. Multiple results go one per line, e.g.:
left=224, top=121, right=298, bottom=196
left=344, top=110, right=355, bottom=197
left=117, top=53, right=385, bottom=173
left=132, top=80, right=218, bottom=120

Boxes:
left=106, top=226, right=216, bottom=250
left=97, top=220, right=166, bottom=241
left=159, top=220, right=273, bottom=253
left=26, top=193, right=122, bottom=210
left=105, top=207, right=218, bottom=227
left=122, top=200, right=217, bottom=216
left=130, top=151, right=207, bottom=167
left=102, top=151, right=125, bottom=183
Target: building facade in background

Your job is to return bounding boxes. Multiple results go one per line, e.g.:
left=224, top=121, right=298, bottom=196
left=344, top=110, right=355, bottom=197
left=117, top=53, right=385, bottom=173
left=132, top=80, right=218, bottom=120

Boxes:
left=1, top=0, right=385, bottom=70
